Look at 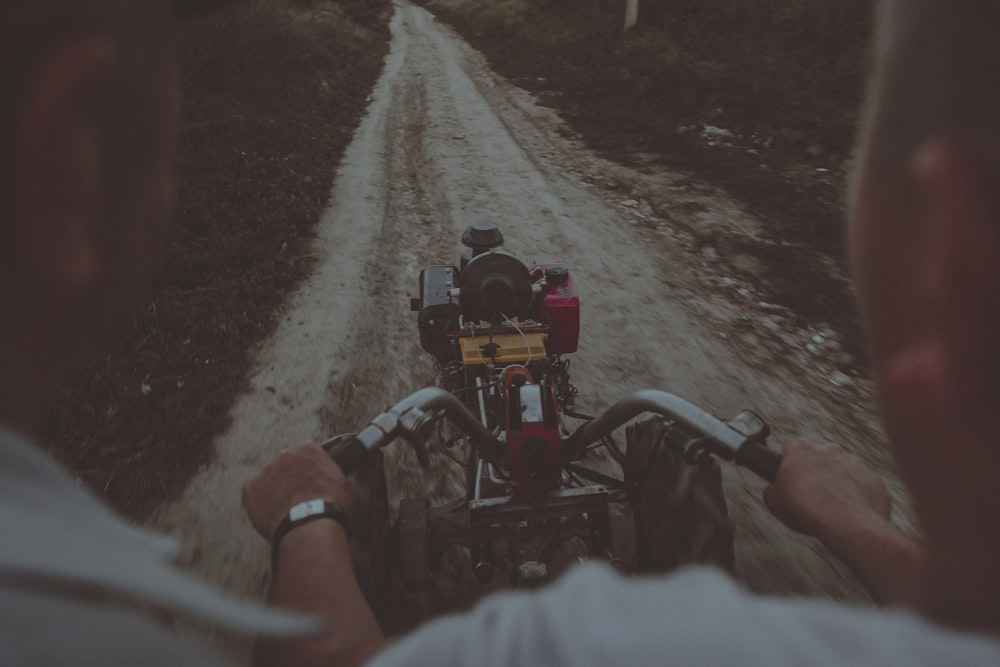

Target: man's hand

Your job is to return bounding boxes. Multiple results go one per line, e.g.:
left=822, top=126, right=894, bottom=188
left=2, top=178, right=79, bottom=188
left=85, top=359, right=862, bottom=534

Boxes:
left=763, top=439, right=890, bottom=542
left=243, top=443, right=385, bottom=667
left=764, top=439, right=926, bottom=608
left=242, top=442, right=357, bottom=543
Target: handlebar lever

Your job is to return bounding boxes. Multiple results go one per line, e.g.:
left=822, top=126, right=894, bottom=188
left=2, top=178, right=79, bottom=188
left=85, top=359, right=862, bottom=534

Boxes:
left=397, top=406, right=434, bottom=467
left=322, top=387, right=505, bottom=475
left=563, top=390, right=782, bottom=482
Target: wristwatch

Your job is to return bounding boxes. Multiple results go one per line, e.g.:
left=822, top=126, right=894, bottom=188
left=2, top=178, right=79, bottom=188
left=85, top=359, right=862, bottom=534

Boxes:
left=271, top=499, right=351, bottom=570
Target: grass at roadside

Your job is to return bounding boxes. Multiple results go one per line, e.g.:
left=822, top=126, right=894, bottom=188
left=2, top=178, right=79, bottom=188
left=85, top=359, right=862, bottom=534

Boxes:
left=37, top=0, right=391, bottom=518
left=416, top=0, right=871, bottom=362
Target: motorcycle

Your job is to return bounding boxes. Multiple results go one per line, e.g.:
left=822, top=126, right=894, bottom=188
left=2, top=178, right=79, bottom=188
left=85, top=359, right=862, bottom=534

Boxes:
left=323, top=223, right=781, bottom=631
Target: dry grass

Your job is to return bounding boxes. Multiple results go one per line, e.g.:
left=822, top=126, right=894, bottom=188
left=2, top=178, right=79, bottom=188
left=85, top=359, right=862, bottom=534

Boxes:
left=38, top=0, right=391, bottom=518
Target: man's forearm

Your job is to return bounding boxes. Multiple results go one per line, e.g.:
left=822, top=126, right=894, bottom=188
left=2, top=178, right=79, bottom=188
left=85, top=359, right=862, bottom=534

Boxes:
left=819, top=512, right=927, bottom=608
left=256, top=521, right=387, bottom=667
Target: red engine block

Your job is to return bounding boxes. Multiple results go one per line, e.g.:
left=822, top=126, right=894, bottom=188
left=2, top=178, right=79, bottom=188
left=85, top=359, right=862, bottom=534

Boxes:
left=501, top=366, right=562, bottom=494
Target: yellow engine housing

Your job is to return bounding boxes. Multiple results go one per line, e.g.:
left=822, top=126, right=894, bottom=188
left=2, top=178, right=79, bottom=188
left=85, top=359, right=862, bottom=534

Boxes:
left=459, top=332, right=547, bottom=366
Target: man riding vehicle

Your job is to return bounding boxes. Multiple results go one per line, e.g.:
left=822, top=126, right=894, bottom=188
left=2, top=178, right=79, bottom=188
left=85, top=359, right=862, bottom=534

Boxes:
left=1, top=0, right=997, bottom=665
left=243, top=0, right=1000, bottom=665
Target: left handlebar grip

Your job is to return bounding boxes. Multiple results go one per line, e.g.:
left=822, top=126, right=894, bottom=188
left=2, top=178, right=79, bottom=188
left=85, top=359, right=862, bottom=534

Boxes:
left=323, top=437, right=369, bottom=475
left=735, top=441, right=782, bottom=483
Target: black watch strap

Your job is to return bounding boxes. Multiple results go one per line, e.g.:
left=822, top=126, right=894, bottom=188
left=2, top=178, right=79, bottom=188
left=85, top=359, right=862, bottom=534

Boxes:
left=271, top=500, right=351, bottom=571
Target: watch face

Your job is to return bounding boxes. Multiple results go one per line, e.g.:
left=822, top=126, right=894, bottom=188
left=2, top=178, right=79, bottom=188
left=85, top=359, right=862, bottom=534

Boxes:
left=289, top=499, right=325, bottom=522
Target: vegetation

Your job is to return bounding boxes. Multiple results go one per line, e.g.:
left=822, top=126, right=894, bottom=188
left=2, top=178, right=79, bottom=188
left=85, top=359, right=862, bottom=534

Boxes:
left=418, top=0, right=873, bottom=360
left=39, top=0, right=392, bottom=517
left=420, top=0, right=871, bottom=198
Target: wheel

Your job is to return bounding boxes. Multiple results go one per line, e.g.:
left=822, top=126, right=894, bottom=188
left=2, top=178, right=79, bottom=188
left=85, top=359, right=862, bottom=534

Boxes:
left=623, top=417, right=735, bottom=573
left=397, top=497, right=433, bottom=593
left=353, top=449, right=393, bottom=628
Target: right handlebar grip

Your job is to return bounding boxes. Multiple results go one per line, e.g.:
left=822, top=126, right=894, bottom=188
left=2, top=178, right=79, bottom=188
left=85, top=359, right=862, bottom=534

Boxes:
left=324, top=437, right=369, bottom=475
left=736, top=442, right=782, bottom=482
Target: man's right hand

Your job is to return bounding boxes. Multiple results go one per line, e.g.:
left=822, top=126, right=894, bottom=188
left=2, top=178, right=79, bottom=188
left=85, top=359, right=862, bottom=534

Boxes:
left=763, top=439, right=926, bottom=607
left=763, top=439, right=891, bottom=542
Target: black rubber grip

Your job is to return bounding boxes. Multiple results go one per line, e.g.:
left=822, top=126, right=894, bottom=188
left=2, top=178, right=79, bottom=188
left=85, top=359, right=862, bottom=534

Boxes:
left=735, top=442, right=782, bottom=482
left=324, top=437, right=369, bottom=475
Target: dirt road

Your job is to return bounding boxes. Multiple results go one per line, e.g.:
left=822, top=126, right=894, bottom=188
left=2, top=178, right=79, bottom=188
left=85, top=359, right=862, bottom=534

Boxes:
left=150, top=0, right=910, bottom=660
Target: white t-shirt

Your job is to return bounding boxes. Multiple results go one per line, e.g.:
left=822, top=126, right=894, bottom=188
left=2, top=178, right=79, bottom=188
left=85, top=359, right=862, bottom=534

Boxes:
left=0, top=427, right=320, bottom=665
left=370, top=562, right=1000, bottom=666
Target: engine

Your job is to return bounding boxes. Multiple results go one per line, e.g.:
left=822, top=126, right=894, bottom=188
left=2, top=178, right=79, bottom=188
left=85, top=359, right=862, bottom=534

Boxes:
left=410, top=223, right=580, bottom=364
left=410, top=223, right=582, bottom=495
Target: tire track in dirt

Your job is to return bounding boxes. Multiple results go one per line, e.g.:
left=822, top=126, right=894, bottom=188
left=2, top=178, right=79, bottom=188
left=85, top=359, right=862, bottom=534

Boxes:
left=149, top=1, right=904, bottom=661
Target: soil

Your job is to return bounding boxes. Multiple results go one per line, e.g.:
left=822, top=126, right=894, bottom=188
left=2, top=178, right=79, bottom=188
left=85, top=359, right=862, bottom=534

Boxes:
left=34, top=1, right=911, bottom=664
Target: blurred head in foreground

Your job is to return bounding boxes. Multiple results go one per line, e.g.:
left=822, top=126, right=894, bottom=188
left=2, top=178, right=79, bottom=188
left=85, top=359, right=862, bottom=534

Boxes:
left=849, top=0, right=1000, bottom=629
left=0, top=1, right=196, bottom=429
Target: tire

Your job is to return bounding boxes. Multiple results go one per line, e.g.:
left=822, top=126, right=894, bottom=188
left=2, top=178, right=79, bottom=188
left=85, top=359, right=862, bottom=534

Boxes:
left=353, top=450, right=393, bottom=629
left=623, top=417, right=735, bottom=573
left=397, top=497, right=433, bottom=593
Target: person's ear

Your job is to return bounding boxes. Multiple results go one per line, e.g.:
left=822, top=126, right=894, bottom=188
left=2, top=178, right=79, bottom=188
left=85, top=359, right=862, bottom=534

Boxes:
left=13, top=35, right=118, bottom=297
left=903, top=139, right=1000, bottom=415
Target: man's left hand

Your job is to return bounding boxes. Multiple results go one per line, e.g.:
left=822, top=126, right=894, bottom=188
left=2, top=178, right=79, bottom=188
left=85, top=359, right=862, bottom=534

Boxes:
left=242, top=442, right=357, bottom=543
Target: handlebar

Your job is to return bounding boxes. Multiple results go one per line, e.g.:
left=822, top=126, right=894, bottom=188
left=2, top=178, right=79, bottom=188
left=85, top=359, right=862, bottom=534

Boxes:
left=321, top=387, right=506, bottom=475
left=322, top=387, right=781, bottom=482
left=562, top=390, right=781, bottom=481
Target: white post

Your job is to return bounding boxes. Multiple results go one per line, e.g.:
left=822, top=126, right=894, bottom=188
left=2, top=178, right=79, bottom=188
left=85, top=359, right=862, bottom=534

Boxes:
left=624, top=0, right=638, bottom=30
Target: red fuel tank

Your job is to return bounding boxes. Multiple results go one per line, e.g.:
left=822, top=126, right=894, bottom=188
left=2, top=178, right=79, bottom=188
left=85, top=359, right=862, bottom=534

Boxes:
left=535, top=263, right=580, bottom=355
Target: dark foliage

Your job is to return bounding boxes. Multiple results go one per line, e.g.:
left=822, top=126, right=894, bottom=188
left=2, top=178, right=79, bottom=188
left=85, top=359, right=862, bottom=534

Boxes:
left=38, top=0, right=392, bottom=518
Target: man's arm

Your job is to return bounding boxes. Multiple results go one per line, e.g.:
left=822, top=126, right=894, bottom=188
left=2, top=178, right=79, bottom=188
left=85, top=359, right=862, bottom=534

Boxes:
left=242, top=443, right=388, bottom=667
left=764, top=439, right=927, bottom=608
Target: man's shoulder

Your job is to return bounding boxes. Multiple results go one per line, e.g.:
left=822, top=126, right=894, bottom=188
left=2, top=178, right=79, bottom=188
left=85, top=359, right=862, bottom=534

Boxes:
left=0, top=427, right=323, bottom=655
left=0, top=427, right=182, bottom=580
left=0, top=428, right=224, bottom=665
left=0, top=586, right=229, bottom=666
left=371, top=563, right=1000, bottom=667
